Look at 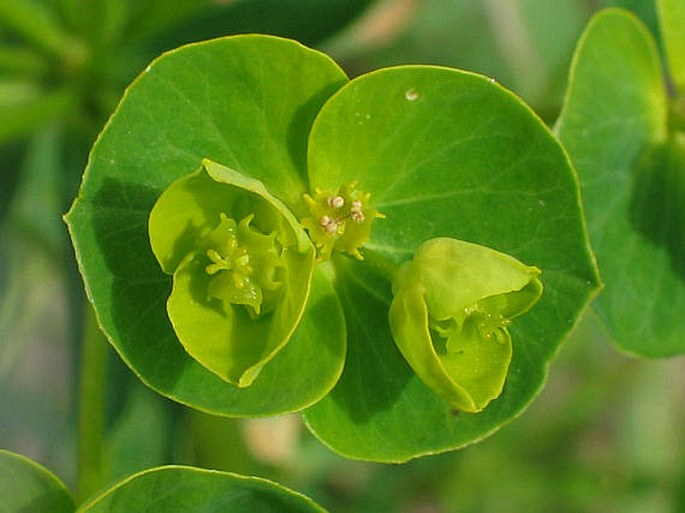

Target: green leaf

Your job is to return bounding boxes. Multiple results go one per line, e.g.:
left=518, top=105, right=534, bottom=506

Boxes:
left=149, top=161, right=316, bottom=387
left=77, top=466, right=326, bottom=513
left=65, top=34, right=347, bottom=415
left=658, top=0, right=685, bottom=91
left=304, top=65, right=599, bottom=461
left=556, top=9, right=685, bottom=357
left=0, top=450, right=75, bottom=513
left=389, top=238, right=542, bottom=412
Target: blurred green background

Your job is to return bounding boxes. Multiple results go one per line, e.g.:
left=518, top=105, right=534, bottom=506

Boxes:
left=1, top=1, right=683, bottom=512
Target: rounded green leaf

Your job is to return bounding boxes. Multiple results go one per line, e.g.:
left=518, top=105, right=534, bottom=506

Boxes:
left=65, top=34, right=348, bottom=415
left=76, top=466, right=326, bottom=513
left=149, top=160, right=315, bottom=387
left=389, top=238, right=542, bottom=412
left=0, top=450, right=75, bottom=513
left=303, top=65, right=599, bottom=461
left=556, top=9, right=685, bottom=357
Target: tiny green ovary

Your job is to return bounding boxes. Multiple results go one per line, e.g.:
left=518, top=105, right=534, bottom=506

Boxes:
left=432, top=305, right=512, bottom=354
left=203, top=213, right=283, bottom=317
left=301, top=181, right=384, bottom=260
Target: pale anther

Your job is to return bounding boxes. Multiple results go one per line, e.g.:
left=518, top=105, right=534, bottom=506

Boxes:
left=325, top=220, right=339, bottom=234
left=320, top=215, right=332, bottom=227
left=351, top=211, right=365, bottom=223
left=327, top=195, right=345, bottom=208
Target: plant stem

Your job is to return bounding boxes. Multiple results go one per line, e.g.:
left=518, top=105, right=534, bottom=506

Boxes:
left=76, top=303, right=108, bottom=503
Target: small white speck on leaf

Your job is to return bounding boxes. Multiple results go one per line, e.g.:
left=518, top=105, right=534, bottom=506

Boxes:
left=405, top=88, right=419, bottom=101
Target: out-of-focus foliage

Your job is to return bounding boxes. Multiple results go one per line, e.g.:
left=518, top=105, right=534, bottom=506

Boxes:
left=557, top=7, right=685, bottom=357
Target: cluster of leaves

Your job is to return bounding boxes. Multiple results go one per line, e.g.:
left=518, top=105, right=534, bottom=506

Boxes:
left=65, top=32, right=597, bottom=465
left=3, top=0, right=685, bottom=511
left=0, top=449, right=326, bottom=513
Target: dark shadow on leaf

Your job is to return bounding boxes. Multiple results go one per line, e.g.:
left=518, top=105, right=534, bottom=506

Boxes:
left=90, top=178, right=194, bottom=390
left=286, top=79, right=347, bottom=204
left=182, top=256, right=226, bottom=318
left=90, top=179, right=345, bottom=414
left=17, top=494, right=74, bottom=513
left=630, top=136, right=685, bottom=280
left=327, top=257, right=412, bottom=423
left=90, top=178, right=162, bottom=281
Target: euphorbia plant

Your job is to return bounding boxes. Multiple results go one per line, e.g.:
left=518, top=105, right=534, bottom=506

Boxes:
left=7, top=1, right=685, bottom=510
left=65, top=34, right=599, bottom=464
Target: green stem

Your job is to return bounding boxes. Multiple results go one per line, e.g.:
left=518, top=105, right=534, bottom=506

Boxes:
left=76, top=303, right=108, bottom=503
left=0, top=0, right=85, bottom=64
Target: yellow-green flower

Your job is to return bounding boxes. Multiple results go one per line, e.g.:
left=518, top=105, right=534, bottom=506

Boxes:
left=149, top=159, right=315, bottom=387
left=389, top=238, right=543, bottom=412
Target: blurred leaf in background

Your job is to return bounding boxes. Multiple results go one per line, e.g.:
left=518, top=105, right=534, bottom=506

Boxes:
left=325, top=0, right=593, bottom=120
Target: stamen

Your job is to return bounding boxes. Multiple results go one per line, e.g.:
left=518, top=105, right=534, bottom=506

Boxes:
left=301, top=180, right=384, bottom=260
left=325, top=219, right=339, bottom=234
left=327, top=195, right=345, bottom=208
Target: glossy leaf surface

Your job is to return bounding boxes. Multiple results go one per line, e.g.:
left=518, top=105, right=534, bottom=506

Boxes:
left=0, top=450, right=75, bottom=513
left=304, top=66, right=599, bottom=461
left=556, top=9, right=685, bottom=356
left=65, top=35, right=347, bottom=415
left=77, top=466, right=326, bottom=513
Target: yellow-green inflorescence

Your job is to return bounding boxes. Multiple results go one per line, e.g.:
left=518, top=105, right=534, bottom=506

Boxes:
left=203, top=213, right=284, bottom=318
left=389, top=237, right=543, bottom=412
left=301, top=181, right=384, bottom=260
